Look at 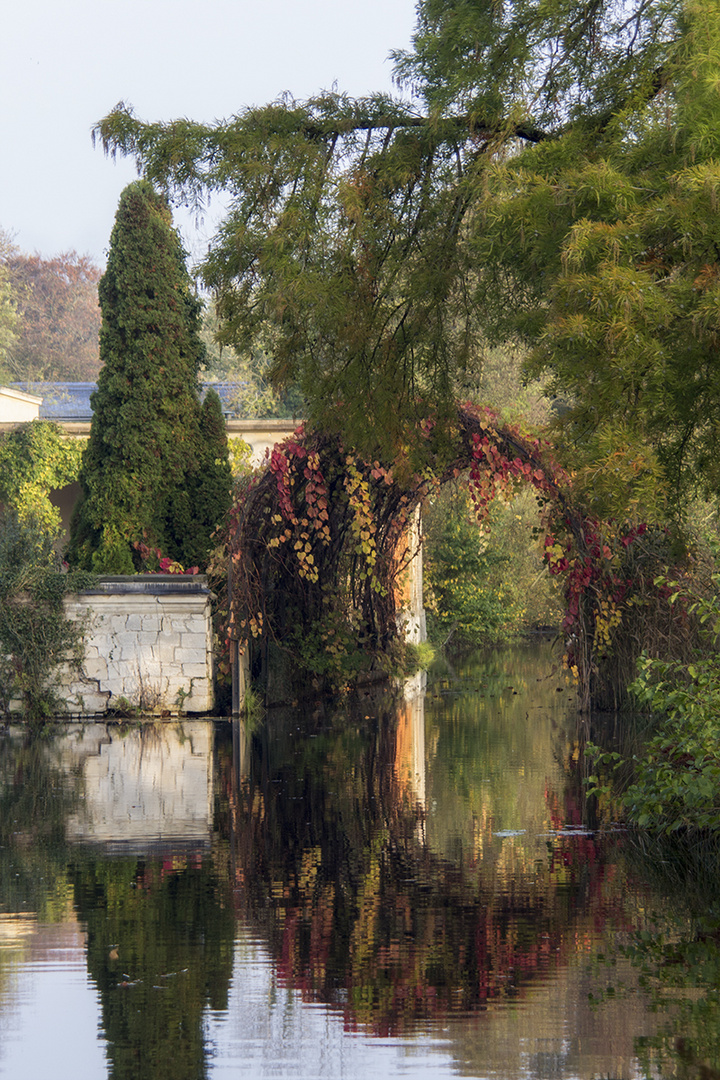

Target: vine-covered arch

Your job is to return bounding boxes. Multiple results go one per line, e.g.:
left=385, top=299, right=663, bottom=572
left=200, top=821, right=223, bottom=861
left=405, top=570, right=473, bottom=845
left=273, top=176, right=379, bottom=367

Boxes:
left=225, top=403, right=668, bottom=708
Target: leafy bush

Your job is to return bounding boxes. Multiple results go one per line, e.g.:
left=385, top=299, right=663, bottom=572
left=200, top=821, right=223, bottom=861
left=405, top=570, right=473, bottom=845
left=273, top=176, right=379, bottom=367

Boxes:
left=0, top=511, right=93, bottom=728
left=588, top=574, right=720, bottom=832
left=0, top=421, right=82, bottom=534
left=423, top=483, right=562, bottom=648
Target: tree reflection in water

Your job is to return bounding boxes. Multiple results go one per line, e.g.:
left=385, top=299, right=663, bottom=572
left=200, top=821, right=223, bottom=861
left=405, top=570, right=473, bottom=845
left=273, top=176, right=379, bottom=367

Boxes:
left=216, top=658, right=648, bottom=1042
left=1, top=646, right=720, bottom=1077
left=72, top=854, right=234, bottom=1080
left=604, top=835, right=720, bottom=1079
left=0, top=726, right=235, bottom=1080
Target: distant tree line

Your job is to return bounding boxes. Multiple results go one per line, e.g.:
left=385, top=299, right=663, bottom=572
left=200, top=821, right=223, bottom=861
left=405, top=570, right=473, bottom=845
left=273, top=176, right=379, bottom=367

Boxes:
left=0, top=232, right=102, bottom=382
left=0, top=226, right=303, bottom=418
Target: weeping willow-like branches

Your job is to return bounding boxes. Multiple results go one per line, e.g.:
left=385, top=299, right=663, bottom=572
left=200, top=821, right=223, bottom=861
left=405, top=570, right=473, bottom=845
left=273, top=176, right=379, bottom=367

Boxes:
left=91, top=1, right=692, bottom=491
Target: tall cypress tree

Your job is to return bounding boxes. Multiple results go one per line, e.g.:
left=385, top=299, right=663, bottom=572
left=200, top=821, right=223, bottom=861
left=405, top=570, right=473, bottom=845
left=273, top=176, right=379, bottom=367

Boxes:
left=69, top=180, right=229, bottom=572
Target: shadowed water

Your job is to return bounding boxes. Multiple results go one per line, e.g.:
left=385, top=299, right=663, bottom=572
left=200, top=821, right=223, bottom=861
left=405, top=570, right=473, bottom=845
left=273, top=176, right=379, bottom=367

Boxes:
left=0, top=641, right=717, bottom=1078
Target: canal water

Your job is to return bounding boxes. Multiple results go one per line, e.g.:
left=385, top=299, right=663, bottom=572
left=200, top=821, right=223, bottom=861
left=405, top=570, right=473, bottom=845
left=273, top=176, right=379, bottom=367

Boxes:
left=0, top=640, right=718, bottom=1078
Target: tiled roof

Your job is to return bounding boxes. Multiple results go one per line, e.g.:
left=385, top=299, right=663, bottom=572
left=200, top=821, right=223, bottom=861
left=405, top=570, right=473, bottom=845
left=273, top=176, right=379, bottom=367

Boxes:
left=11, top=381, right=246, bottom=421
left=12, top=382, right=95, bottom=420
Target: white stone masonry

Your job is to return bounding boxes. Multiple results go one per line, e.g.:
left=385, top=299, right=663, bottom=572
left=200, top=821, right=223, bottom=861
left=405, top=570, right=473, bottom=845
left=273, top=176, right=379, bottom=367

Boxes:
left=56, top=577, right=214, bottom=716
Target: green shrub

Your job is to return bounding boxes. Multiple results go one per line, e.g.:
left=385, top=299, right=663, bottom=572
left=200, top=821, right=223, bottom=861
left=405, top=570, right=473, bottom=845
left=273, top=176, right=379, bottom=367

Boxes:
left=0, top=511, right=93, bottom=728
left=588, top=574, right=720, bottom=833
left=423, top=483, right=562, bottom=648
left=0, top=422, right=82, bottom=533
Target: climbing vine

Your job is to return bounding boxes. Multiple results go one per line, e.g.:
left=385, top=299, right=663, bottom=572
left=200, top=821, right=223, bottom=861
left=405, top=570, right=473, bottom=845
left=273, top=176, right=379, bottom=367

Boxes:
left=0, top=511, right=95, bottom=727
left=225, top=403, right=684, bottom=707
left=225, top=426, right=423, bottom=687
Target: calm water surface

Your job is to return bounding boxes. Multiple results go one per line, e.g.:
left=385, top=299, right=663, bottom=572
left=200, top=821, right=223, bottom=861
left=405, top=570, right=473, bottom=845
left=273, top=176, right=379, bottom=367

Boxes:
left=0, top=641, right=718, bottom=1079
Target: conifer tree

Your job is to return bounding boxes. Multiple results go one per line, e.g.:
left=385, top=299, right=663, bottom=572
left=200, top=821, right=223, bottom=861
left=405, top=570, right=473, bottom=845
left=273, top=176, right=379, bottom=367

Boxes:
left=161, top=388, right=232, bottom=568
left=69, top=180, right=230, bottom=572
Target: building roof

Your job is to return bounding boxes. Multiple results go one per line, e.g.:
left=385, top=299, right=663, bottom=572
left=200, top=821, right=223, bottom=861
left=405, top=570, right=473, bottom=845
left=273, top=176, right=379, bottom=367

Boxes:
left=0, top=384, right=43, bottom=424
left=11, top=381, right=246, bottom=422
left=11, top=382, right=95, bottom=421
left=0, top=385, right=43, bottom=406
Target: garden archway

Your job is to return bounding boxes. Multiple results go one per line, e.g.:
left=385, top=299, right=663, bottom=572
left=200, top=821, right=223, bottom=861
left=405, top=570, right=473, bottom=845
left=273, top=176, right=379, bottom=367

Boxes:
left=225, top=403, right=655, bottom=710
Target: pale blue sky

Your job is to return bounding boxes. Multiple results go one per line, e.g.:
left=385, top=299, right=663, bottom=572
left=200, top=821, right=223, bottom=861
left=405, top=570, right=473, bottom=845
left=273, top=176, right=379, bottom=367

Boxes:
left=1, top=0, right=418, bottom=267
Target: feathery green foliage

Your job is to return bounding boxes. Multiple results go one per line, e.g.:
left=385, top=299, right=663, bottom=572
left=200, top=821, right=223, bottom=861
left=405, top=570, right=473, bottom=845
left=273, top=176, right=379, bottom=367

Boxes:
left=90, top=0, right=705, bottom=518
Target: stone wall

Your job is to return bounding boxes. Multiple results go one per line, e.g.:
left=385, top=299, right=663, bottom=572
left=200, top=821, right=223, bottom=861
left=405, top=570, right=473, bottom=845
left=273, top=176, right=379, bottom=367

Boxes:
left=57, top=576, right=214, bottom=717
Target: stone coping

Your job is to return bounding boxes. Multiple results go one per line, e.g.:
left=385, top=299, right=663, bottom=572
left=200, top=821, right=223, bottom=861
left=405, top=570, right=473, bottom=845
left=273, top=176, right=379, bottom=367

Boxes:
left=10, top=418, right=302, bottom=436
left=79, top=574, right=211, bottom=596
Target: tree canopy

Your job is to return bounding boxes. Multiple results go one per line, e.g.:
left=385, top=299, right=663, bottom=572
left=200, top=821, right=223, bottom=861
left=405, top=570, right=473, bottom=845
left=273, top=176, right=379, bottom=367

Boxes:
left=0, top=230, right=19, bottom=381
left=3, top=249, right=102, bottom=381
left=92, top=0, right=717, bottom=515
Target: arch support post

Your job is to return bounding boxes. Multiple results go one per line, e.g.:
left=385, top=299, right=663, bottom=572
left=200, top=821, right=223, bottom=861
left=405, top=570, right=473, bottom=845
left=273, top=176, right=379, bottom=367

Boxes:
left=397, top=505, right=426, bottom=645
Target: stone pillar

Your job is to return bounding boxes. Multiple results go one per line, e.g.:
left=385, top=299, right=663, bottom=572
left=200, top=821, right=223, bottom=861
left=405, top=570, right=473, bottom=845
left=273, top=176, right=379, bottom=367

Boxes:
left=397, top=505, right=427, bottom=644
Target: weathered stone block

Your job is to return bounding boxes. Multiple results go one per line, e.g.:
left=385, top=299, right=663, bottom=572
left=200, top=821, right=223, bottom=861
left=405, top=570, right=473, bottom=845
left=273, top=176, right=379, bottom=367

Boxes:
left=83, top=658, right=109, bottom=681
left=154, top=642, right=177, bottom=663
left=177, top=633, right=208, bottom=653
left=174, top=647, right=207, bottom=665
left=177, top=663, right=210, bottom=680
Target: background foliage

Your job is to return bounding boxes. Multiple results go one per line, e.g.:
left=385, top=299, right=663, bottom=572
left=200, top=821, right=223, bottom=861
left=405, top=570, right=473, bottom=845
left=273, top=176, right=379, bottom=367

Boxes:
left=0, top=229, right=18, bottom=380
left=200, top=301, right=303, bottom=419
left=2, top=246, right=101, bottom=382
left=424, top=485, right=562, bottom=648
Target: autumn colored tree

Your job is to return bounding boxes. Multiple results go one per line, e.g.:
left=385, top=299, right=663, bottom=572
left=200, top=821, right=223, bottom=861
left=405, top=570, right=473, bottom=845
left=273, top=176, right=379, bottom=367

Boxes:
left=69, top=180, right=230, bottom=573
left=4, top=249, right=101, bottom=381
left=0, top=229, right=18, bottom=382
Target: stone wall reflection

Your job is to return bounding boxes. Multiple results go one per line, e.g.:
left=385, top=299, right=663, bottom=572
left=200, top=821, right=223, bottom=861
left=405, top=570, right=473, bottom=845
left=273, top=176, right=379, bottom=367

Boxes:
left=47, top=722, right=213, bottom=849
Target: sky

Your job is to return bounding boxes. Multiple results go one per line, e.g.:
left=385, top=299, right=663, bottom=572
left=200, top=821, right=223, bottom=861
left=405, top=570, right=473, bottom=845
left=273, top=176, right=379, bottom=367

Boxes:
left=1, top=0, right=418, bottom=269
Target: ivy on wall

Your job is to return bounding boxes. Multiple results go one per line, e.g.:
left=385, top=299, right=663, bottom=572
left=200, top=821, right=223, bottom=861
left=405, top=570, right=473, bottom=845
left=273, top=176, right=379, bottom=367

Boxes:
left=0, top=423, right=89, bottom=726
